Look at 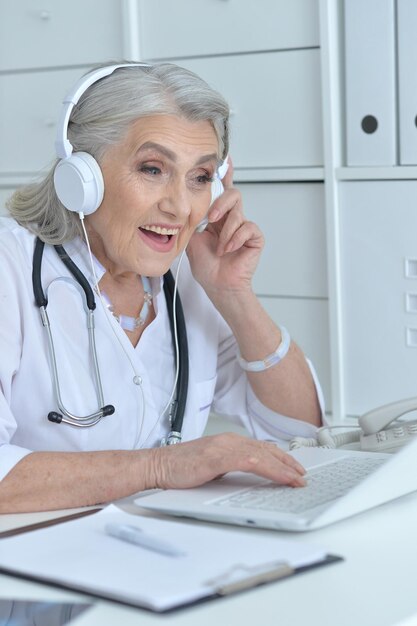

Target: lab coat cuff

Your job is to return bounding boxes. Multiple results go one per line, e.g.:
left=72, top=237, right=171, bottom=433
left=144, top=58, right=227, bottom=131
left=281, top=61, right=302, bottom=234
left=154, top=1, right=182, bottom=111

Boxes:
left=0, top=444, right=32, bottom=482
left=305, top=357, right=326, bottom=420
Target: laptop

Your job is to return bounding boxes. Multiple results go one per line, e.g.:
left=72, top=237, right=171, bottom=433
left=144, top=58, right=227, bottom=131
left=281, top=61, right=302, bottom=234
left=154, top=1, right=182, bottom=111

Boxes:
left=136, top=437, right=417, bottom=531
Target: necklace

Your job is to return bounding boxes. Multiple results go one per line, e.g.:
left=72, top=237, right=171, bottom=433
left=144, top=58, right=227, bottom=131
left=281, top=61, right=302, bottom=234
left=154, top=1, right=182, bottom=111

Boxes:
left=101, top=276, right=153, bottom=332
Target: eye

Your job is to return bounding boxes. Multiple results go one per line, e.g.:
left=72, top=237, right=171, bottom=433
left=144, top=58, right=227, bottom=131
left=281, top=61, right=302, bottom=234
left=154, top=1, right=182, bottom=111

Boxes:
left=140, top=165, right=161, bottom=176
left=194, top=170, right=214, bottom=186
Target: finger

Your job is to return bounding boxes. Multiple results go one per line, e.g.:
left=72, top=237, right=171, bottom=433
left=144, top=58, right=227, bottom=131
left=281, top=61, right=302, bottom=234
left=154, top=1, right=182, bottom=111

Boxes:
left=264, top=442, right=306, bottom=475
left=216, top=215, right=245, bottom=257
left=244, top=451, right=306, bottom=488
left=208, top=196, right=244, bottom=255
left=283, top=472, right=306, bottom=488
left=258, top=442, right=307, bottom=486
left=262, top=445, right=306, bottom=482
left=222, top=221, right=264, bottom=256
left=233, top=440, right=306, bottom=487
left=282, top=455, right=306, bottom=476
left=208, top=187, right=240, bottom=223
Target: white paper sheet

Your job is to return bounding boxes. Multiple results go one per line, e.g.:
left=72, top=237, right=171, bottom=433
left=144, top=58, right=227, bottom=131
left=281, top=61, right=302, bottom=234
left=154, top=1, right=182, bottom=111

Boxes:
left=0, top=505, right=328, bottom=611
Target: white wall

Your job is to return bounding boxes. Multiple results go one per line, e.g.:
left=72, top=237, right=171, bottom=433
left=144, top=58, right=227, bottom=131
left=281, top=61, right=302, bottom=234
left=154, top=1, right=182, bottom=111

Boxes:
left=2, top=1, right=414, bottom=422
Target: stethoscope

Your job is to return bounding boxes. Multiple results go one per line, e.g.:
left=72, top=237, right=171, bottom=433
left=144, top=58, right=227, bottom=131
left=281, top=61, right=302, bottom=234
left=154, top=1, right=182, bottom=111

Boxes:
left=32, top=237, right=189, bottom=445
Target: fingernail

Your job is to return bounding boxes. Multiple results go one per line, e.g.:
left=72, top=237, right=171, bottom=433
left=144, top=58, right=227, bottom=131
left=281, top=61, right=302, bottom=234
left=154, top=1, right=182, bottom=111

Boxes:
left=288, top=473, right=305, bottom=487
left=209, top=209, right=220, bottom=221
left=290, top=470, right=306, bottom=485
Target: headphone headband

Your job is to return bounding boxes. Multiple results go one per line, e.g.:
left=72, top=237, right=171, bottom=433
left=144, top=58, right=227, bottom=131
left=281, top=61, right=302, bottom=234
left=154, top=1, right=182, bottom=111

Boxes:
left=55, top=63, right=150, bottom=159
left=53, top=62, right=226, bottom=217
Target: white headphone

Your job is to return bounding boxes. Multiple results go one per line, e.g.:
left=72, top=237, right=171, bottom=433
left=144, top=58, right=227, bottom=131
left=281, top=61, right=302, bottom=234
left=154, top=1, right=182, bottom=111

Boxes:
left=196, top=160, right=228, bottom=232
left=54, top=63, right=150, bottom=215
left=53, top=63, right=227, bottom=219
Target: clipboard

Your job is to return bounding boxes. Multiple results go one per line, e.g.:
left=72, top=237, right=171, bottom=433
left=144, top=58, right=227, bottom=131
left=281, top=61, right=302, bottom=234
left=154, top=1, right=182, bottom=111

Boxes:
left=0, top=505, right=342, bottom=613
left=0, top=506, right=101, bottom=538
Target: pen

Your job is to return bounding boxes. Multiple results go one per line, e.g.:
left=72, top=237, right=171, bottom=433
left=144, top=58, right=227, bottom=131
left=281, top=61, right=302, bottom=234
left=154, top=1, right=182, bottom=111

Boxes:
left=104, top=522, right=186, bottom=557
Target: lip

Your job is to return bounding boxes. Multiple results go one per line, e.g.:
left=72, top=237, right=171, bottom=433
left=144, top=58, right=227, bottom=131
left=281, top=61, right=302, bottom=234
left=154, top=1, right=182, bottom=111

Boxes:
left=137, top=227, right=179, bottom=253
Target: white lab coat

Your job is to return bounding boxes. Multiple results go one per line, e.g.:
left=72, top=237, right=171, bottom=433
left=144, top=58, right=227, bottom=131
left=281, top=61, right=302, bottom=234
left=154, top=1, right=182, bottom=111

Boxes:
left=0, top=217, right=324, bottom=482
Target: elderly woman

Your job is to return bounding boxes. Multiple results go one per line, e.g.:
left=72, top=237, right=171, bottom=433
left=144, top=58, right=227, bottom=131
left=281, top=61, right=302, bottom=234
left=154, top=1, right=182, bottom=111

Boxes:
left=0, top=62, right=322, bottom=513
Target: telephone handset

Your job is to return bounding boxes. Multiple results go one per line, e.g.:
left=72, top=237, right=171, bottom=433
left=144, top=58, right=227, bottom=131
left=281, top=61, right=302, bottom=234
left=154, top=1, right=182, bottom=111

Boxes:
left=358, top=397, right=417, bottom=452
left=290, top=396, right=417, bottom=453
left=196, top=159, right=229, bottom=233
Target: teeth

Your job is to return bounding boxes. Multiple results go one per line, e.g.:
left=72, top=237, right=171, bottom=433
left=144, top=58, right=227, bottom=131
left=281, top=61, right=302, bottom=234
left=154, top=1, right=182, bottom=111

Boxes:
left=141, top=225, right=180, bottom=236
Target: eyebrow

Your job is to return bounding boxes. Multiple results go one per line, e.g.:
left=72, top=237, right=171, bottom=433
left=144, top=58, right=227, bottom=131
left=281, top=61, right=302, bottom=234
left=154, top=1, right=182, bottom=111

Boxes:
left=137, top=141, right=219, bottom=167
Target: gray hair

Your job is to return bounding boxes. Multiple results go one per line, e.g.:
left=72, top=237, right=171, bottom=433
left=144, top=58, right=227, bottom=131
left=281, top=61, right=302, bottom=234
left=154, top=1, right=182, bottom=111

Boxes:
left=7, top=62, right=230, bottom=244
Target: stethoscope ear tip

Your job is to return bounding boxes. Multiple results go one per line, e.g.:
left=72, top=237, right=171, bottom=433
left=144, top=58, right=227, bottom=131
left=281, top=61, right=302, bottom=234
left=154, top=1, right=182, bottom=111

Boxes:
left=48, top=411, right=63, bottom=423
left=47, top=406, right=114, bottom=426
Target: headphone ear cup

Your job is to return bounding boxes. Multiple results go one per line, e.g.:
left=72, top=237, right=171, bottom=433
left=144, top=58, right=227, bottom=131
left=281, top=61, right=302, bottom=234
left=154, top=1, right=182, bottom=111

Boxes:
left=53, top=152, right=104, bottom=215
left=196, top=176, right=225, bottom=233
left=211, top=176, right=224, bottom=205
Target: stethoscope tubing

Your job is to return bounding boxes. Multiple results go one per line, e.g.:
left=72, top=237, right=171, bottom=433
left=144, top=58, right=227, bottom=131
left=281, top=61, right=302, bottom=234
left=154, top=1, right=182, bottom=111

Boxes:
left=32, top=237, right=189, bottom=439
left=163, top=269, right=189, bottom=440
left=33, top=237, right=114, bottom=426
left=42, top=305, right=106, bottom=426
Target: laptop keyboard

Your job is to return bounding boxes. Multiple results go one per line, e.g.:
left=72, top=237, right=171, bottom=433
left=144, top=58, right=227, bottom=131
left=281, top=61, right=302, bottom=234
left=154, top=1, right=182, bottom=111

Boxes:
left=211, top=456, right=387, bottom=514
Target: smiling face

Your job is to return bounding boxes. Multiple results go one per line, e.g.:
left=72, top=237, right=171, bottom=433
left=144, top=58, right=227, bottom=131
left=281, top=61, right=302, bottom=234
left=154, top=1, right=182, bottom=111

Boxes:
left=85, top=114, right=220, bottom=278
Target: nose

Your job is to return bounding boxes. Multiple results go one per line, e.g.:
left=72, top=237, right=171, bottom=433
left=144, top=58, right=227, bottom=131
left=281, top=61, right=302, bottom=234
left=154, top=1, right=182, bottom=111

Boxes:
left=159, top=178, right=192, bottom=220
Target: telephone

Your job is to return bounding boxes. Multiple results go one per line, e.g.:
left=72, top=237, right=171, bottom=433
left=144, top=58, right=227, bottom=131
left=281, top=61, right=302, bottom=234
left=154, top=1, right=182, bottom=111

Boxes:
left=358, top=397, right=417, bottom=452
left=290, top=397, right=417, bottom=453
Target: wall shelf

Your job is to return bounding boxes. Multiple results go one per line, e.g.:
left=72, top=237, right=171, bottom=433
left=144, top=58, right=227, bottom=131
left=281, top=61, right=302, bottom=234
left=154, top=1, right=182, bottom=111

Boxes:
left=0, top=174, right=39, bottom=187
left=337, top=166, right=417, bottom=181
left=234, top=167, right=324, bottom=183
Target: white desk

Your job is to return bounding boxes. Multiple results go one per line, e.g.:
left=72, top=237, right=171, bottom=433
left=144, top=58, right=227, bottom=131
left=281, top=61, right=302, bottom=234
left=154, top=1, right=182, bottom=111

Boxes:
left=1, top=491, right=417, bottom=626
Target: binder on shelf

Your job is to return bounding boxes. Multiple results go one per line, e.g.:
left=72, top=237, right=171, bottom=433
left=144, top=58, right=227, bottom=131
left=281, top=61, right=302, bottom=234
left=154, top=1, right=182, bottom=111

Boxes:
left=344, top=0, right=396, bottom=166
left=0, top=505, right=341, bottom=613
left=398, top=0, right=417, bottom=165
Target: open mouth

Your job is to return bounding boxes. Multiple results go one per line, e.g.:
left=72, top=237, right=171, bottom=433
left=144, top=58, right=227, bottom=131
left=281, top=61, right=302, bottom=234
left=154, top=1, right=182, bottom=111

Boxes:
left=138, top=225, right=180, bottom=251
left=139, top=227, right=171, bottom=243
